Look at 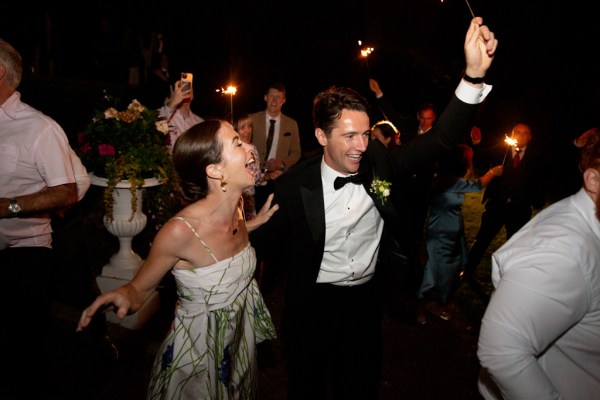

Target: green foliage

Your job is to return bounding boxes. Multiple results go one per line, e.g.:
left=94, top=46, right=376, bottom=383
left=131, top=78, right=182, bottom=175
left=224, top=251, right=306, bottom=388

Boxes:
left=77, top=92, right=177, bottom=222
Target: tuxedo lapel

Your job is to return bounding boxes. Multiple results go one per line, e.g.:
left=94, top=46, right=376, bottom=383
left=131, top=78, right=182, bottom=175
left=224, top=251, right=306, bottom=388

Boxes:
left=300, top=162, right=326, bottom=245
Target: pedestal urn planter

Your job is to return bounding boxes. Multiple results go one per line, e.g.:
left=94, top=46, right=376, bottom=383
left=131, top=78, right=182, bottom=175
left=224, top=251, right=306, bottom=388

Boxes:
left=90, top=173, right=162, bottom=329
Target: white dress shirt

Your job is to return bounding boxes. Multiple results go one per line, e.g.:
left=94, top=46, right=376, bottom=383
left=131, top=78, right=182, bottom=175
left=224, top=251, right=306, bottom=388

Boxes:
left=478, top=188, right=600, bottom=400
left=316, top=161, right=383, bottom=285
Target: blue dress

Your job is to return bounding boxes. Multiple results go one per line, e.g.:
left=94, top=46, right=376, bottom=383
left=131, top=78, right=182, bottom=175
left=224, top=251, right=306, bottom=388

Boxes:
left=417, top=177, right=482, bottom=303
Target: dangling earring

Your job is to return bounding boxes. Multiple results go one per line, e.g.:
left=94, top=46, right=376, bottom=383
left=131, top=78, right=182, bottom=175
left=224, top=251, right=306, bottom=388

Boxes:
left=220, top=176, right=227, bottom=192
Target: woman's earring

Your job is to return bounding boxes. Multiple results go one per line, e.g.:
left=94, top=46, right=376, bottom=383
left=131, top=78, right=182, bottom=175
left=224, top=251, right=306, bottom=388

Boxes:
left=220, top=176, right=227, bottom=192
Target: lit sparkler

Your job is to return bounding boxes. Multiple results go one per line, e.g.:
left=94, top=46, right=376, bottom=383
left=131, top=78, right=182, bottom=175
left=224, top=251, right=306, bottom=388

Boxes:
left=216, top=85, right=237, bottom=124
left=502, top=135, right=519, bottom=166
left=358, top=40, right=374, bottom=76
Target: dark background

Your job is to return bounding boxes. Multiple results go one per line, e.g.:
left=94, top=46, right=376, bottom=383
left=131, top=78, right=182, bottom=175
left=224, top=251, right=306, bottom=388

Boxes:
left=2, top=0, right=598, bottom=200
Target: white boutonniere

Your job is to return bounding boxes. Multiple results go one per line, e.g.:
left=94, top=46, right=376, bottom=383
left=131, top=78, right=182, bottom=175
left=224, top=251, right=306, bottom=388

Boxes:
left=370, top=176, right=391, bottom=205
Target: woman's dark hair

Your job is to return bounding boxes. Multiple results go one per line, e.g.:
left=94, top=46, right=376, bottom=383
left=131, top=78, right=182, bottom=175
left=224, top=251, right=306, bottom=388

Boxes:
left=432, top=144, right=474, bottom=196
left=172, top=119, right=223, bottom=202
left=312, top=86, right=370, bottom=137
left=371, top=120, right=398, bottom=140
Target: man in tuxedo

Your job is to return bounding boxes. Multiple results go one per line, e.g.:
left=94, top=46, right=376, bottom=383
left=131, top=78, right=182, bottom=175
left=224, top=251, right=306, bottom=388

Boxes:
left=462, top=122, right=545, bottom=283
left=250, top=17, right=497, bottom=399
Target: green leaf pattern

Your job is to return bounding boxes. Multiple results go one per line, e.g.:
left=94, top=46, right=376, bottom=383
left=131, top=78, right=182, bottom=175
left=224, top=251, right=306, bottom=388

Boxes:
left=147, top=244, right=276, bottom=399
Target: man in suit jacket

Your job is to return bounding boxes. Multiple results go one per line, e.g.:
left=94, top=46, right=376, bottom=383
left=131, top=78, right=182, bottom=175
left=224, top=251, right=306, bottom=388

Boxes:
left=250, top=17, right=497, bottom=399
left=462, top=122, right=545, bottom=282
left=251, top=81, right=301, bottom=175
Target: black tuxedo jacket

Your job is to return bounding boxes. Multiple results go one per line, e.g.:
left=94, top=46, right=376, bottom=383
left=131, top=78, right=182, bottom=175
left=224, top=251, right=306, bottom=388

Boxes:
left=250, top=93, right=479, bottom=313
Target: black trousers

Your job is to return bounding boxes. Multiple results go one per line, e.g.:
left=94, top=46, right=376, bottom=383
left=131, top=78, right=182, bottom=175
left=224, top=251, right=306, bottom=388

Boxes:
left=283, top=279, right=382, bottom=400
left=465, top=200, right=533, bottom=277
left=0, top=246, right=54, bottom=398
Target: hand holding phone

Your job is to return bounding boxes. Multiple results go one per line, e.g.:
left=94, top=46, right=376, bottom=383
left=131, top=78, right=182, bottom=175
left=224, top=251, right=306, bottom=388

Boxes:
left=181, top=72, right=193, bottom=92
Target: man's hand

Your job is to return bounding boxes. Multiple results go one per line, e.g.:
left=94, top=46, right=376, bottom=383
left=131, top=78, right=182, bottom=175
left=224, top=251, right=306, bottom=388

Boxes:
left=369, top=79, right=383, bottom=98
left=464, top=17, right=498, bottom=80
left=265, top=158, right=285, bottom=173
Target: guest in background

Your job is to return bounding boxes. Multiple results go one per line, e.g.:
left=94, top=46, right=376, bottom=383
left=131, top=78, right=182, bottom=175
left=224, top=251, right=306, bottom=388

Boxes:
left=77, top=119, right=278, bottom=399
left=236, top=113, right=261, bottom=220
left=251, top=81, right=301, bottom=175
left=158, top=76, right=204, bottom=154
left=250, top=80, right=302, bottom=247
left=371, top=119, right=401, bottom=149
left=416, top=145, right=503, bottom=325
left=370, top=78, right=440, bottom=294
left=462, top=122, right=545, bottom=283
left=0, top=38, right=80, bottom=397
left=477, top=128, right=600, bottom=400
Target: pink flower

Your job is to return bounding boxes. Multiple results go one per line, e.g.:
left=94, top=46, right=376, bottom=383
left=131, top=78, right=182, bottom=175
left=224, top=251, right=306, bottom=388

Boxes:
left=79, top=143, right=91, bottom=153
left=98, top=144, right=116, bottom=156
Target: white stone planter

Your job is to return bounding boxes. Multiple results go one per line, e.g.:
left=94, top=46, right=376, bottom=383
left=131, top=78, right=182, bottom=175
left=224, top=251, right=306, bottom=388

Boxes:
left=90, top=173, right=162, bottom=329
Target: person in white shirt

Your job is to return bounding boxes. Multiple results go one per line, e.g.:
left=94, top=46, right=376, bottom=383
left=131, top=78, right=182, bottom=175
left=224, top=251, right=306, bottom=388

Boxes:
left=250, top=17, right=498, bottom=399
left=0, top=38, right=80, bottom=397
left=477, top=129, right=600, bottom=400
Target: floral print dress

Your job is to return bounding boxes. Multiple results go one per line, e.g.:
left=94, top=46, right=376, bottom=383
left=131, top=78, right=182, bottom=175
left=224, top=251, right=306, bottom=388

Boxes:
left=147, top=218, right=276, bottom=400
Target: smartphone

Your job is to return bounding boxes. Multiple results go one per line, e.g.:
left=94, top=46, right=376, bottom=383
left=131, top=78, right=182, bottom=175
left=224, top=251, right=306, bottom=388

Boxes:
left=181, top=72, right=193, bottom=91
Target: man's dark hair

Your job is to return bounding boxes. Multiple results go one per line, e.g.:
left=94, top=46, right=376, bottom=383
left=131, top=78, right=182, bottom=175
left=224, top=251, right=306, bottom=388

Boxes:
left=312, top=86, right=370, bottom=137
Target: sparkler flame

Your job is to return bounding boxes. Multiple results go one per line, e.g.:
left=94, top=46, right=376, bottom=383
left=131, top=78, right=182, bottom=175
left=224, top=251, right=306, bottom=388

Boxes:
left=504, top=135, right=518, bottom=149
left=502, top=134, right=520, bottom=166
left=360, top=47, right=374, bottom=58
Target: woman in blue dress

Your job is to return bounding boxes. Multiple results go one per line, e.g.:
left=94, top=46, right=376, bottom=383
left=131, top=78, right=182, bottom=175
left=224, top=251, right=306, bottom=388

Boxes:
left=416, top=144, right=503, bottom=325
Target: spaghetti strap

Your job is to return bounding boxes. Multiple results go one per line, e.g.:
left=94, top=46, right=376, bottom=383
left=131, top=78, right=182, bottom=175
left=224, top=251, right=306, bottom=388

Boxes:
left=171, top=217, right=219, bottom=263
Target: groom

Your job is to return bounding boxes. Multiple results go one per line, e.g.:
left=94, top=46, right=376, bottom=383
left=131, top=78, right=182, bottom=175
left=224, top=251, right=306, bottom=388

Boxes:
left=250, top=17, right=498, bottom=400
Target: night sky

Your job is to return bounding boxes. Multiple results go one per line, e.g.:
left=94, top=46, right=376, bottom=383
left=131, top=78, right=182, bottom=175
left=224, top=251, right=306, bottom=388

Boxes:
left=2, top=0, right=598, bottom=197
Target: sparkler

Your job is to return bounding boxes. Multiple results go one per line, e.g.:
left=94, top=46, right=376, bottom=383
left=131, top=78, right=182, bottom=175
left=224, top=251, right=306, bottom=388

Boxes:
left=216, top=85, right=237, bottom=124
left=440, top=0, right=475, bottom=18
left=502, top=135, right=519, bottom=166
left=464, top=0, right=475, bottom=18
left=358, top=40, right=374, bottom=76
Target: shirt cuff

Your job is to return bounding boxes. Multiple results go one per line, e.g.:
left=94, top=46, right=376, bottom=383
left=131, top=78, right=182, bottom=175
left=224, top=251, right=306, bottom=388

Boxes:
left=455, top=79, right=493, bottom=104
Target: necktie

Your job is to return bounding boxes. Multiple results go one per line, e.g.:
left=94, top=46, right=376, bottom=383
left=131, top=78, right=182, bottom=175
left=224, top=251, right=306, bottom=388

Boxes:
left=265, top=119, right=276, bottom=159
left=334, top=173, right=364, bottom=190
left=513, top=150, right=521, bottom=169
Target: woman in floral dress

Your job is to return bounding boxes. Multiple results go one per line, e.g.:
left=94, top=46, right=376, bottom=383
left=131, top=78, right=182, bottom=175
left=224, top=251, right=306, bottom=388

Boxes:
left=78, top=119, right=278, bottom=399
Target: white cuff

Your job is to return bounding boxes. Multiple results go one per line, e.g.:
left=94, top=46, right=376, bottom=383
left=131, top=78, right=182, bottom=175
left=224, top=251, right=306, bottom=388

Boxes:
left=456, top=80, right=493, bottom=104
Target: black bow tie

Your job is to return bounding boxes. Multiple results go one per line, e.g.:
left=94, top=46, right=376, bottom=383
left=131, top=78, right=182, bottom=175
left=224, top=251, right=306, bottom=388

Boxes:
left=334, top=173, right=364, bottom=190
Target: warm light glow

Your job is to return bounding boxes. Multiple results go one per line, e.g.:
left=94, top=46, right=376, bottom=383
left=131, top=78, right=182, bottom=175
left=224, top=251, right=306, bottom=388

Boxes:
left=224, top=86, right=237, bottom=95
left=217, top=85, right=237, bottom=95
left=504, top=135, right=518, bottom=149
left=360, top=47, right=374, bottom=58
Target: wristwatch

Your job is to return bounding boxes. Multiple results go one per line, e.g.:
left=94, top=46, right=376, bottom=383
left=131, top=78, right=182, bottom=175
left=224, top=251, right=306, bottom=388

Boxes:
left=8, top=197, right=21, bottom=217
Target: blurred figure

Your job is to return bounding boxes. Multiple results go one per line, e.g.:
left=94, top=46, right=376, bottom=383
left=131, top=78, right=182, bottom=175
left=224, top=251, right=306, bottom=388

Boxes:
left=158, top=76, right=204, bottom=153
left=477, top=128, right=600, bottom=400
left=146, top=52, right=172, bottom=108
left=77, top=119, right=278, bottom=399
left=371, top=119, right=401, bottom=149
left=236, top=113, right=261, bottom=220
left=369, top=78, right=440, bottom=294
left=0, top=38, right=80, bottom=397
left=416, top=145, right=502, bottom=325
left=462, top=123, right=545, bottom=283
